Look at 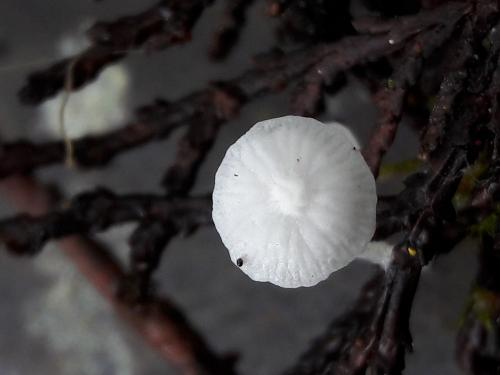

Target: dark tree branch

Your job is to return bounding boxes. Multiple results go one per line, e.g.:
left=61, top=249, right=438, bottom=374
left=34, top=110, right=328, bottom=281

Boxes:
left=362, top=13, right=465, bottom=176
left=0, top=188, right=212, bottom=256
left=18, top=0, right=214, bottom=105
left=0, top=176, right=235, bottom=375
left=457, top=231, right=500, bottom=375
left=0, top=2, right=469, bottom=180
left=126, top=219, right=177, bottom=301
left=274, top=0, right=353, bottom=44
left=284, top=155, right=496, bottom=374
left=418, top=24, right=473, bottom=159
left=161, top=83, right=244, bottom=195
left=284, top=246, right=422, bottom=375
left=284, top=270, right=387, bottom=375
left=267, top=0, right=295, bottom=16
left=209, top=0, right=255, bottom=60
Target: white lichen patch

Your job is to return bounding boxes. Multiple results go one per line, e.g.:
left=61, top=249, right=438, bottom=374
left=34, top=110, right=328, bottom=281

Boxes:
left=39, top=34, right=130, bottom=140
left=213, top=116, right=377, bottom=288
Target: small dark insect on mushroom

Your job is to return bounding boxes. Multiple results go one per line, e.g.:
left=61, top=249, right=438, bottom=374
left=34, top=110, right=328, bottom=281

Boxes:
left=236, top=258, right=243, bottom=267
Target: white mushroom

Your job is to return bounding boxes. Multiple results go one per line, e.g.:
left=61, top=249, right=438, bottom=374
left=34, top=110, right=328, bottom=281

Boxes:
left=212, top=116, right=377, bottom=288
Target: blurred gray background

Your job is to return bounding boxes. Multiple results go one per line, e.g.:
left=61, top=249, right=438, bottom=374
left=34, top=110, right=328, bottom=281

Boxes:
left=0, top=1, right=476, bottom=374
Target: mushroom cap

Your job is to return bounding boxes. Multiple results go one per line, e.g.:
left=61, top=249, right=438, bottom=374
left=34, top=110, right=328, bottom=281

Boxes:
left=213, top=116, right=377, bottom=288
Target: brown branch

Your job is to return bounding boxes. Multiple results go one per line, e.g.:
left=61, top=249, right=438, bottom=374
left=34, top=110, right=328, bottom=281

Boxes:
left=0, top=2, right=469, bottom=181
left=362, top=9, right=468, bottom=176
left=267, top=0, right=295, bottom=16
left=284, top=246, right=422, bottom=375
left=419, top=21, right=475, bottom=160
left=18, top=0, right=214, bottom=105
left=209, top=0, right=255, bottom=60
left=362, top=77, right=406, bottom=176
left=0, top=176, right=235, bottom=375
left=283, top=270, right=387, bottom=375
left=133, top=2, right=470, bottom=200
left=273, top=0, right=353, bottom=44
left=0, top=184, right=212, bottom=298
left=285, top=140, right=484, bottom=374
left=0, top=2, right=469, bottom=183
left=126, top=219, right=177, bottom=300
left=456, top=232, right=500, bottom=375
left=0, top=187, right=212, bottom=256
left=161, top=83, right=244, bottom=195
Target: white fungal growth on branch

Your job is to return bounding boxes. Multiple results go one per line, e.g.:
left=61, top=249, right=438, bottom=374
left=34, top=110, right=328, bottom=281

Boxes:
left=213, top=116, right=377, bottom=288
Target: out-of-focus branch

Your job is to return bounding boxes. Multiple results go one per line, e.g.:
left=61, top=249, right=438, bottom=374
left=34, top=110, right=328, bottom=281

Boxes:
left=0, top=187, right=211, bottom=256
left=267, top=0, right=294, bottom=16
left=362, top=10, right=470, bottom=176
left=209, top=0, right=255, bottom=60
left=457, top=231, right=500, bottom=375
left=0, top=176, right=235, bottom=375
left=18, top=0, right=214, bottom=105
left=0, top=2, right=469, bottom=181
